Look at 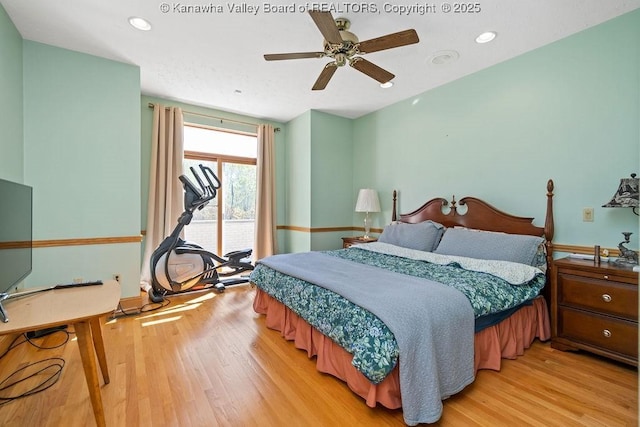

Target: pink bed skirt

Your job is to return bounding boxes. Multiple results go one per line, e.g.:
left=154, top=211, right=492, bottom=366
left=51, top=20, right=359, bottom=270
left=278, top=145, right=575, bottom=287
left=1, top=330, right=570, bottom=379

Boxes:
left=253, top=289, right=551, bottom=410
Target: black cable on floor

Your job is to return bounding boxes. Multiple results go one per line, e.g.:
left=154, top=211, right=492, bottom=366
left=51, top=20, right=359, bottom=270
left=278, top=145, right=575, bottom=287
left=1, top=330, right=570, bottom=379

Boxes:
left=0, top=330, right=70, bottom=405
left=0, top=358, right=65, bottom=406
left=110, top=298, right=171, bottom=319
left=0, top=334, right=26, bottom=360
left=24, top=330, right=70, bottom=349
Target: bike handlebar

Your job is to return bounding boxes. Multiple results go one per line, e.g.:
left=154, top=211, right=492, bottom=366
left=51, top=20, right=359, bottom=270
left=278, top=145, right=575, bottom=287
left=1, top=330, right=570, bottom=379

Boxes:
left=190, top=166, right=208, bottom=195
left=179, top=164, right=222, bottom=213
left=199, top=164, right=221, bottom=191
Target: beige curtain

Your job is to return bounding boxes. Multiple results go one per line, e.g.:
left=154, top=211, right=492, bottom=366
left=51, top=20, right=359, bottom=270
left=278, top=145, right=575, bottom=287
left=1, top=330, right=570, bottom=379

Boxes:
left=140, top=105, right=184, bottom=290
left=254, top=124, right=277, bottom=260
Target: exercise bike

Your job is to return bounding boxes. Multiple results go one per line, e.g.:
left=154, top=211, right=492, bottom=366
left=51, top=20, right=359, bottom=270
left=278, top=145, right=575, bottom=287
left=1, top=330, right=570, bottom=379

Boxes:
left=148, top=164, right=254, bottom=303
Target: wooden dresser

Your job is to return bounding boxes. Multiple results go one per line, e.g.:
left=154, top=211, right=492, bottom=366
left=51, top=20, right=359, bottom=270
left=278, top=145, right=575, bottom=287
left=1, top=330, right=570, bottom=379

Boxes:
left=551, top=257, right=638, bottom=366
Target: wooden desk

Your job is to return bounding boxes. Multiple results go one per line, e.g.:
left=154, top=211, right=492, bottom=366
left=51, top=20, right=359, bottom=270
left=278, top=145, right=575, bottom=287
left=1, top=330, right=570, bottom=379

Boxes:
left=0, top=280, right=120, bottom=427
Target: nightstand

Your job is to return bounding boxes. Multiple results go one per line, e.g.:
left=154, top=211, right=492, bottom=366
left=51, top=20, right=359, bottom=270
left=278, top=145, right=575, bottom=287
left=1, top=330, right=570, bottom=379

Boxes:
left=551, top=257, right=638, bottom=366
left=342, top=236, right=377, bottom=249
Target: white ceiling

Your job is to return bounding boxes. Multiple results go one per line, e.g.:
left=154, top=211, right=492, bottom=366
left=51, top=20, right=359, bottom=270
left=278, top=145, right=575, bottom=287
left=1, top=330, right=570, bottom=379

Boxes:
left=2, top=1, right=639, bottom=123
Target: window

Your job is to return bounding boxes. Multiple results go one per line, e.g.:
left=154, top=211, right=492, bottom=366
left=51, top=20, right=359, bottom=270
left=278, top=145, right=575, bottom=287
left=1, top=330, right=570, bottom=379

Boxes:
left=183, top=124, right=257, bottom=256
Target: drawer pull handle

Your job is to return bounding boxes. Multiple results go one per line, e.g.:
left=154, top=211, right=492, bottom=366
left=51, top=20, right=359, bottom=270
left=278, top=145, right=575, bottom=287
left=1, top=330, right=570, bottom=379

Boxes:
left=603, top=275, right=609, bottom=280
left=603, top=329, right=612, bottom=338
left=601, top=294, right=612, bottom=303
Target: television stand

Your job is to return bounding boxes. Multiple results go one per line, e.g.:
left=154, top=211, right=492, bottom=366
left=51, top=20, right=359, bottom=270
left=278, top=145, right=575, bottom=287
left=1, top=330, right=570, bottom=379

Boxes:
left=0, top=279, right=104, bottom=322
left=0, top=280, right=120, bottom=427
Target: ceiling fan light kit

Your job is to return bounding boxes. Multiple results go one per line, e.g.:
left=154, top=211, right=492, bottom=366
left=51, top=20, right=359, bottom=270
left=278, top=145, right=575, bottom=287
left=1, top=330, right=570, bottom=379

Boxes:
left=264, top=10, right=419, bottom=90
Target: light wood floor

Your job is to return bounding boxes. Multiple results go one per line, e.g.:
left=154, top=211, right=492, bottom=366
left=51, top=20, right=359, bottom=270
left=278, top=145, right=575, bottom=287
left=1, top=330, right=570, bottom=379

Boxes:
left=0, top=284, right=637, bottom=426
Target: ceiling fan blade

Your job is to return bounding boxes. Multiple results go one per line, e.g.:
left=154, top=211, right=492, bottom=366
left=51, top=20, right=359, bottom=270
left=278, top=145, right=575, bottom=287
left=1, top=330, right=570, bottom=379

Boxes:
left=308, top=10, right=342, bottom=45
left=312, top=63, right=338, bottom=90
left=357, top=29, right=419, bottom=54
left=264, top=52, right=325, bottom=61
left=350, top=57, right=395, bottom=84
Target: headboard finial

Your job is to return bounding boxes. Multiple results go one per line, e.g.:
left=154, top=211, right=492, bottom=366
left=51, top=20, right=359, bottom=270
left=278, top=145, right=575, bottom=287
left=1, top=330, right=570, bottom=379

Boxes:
left=545, top=178, right=555, bottom=248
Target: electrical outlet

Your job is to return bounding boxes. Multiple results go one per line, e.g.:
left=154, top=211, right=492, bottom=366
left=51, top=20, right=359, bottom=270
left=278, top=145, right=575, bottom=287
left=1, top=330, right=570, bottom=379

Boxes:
left=73, top=277, right=83, bottom=284
left=113, top=274, right=121, bottom=283
left=582, top=207, right=594, bottom=222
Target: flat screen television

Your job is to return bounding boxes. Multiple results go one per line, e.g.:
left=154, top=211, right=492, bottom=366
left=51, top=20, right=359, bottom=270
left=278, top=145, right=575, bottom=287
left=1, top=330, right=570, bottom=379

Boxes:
left=0, top=178, right=33, bottom=322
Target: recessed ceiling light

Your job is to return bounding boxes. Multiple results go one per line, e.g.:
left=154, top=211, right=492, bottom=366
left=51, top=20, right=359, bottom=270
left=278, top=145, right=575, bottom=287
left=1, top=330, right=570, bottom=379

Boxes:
left=475, top=31, right=497, bottom=44
left=128, top=16, right=152, bottom=31
left=380, top=81, right=393, bottom=89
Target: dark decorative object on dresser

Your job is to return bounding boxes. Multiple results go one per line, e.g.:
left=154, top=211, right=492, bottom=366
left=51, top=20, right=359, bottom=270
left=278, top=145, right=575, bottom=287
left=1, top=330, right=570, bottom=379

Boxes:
left=616, top=232, right=639, bottom=265
left=551, top=257, right=638, bottom=366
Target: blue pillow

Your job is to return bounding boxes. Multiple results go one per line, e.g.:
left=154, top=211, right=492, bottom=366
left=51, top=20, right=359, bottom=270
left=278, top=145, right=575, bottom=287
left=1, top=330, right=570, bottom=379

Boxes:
left=378, top=220, right=445, bottom=252
left=433, top=228, right=544, bottom=266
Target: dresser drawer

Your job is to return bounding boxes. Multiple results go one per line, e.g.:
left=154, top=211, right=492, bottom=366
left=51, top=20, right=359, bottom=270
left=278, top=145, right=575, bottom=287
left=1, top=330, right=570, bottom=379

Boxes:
left=557, top=307, right=638, bottom=359
left=557, top=273, right=638, bottom=320
left=559, top=267, right=637, bottom=286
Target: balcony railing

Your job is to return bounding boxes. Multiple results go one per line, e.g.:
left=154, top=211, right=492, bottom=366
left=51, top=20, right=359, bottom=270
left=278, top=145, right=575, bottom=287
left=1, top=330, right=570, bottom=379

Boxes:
left=184, top=219, right=255, bottom=254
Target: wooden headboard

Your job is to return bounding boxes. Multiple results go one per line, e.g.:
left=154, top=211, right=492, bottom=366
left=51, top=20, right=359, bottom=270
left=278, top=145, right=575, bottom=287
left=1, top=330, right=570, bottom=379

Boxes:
left=391, top=179, right=555, bottom=276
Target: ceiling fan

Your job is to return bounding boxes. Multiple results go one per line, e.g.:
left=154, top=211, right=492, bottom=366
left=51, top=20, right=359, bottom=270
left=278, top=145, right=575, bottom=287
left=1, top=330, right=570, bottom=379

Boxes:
left=263, top=10, right=419, bottom=90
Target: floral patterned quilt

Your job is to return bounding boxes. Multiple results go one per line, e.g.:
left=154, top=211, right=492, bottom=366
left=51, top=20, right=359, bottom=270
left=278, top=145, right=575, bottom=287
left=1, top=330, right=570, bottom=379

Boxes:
left=250, top=244, right=546, bottom=384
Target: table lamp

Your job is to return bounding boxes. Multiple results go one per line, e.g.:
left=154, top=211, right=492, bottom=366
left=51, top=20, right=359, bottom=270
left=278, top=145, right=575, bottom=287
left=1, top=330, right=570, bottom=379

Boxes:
left=355, top=188, right=380, bottom=239
left=602, top=173, right=639, bottom=265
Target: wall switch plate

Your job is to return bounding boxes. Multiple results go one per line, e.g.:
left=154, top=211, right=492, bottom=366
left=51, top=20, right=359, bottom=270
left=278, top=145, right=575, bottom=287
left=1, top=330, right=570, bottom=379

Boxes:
left=583, top=207, right=594, bottom=222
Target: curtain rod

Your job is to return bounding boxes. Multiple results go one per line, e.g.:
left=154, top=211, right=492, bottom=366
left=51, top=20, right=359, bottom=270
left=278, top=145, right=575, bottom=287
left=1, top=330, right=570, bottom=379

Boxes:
left=147, top=103, right=280, bottom=132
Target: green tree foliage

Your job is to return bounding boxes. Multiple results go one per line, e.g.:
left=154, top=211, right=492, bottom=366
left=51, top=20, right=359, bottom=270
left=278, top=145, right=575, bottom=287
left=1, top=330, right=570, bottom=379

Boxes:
left=223, top=163, right=256, bottom=220
left=182, top=159, right=255, bottom=221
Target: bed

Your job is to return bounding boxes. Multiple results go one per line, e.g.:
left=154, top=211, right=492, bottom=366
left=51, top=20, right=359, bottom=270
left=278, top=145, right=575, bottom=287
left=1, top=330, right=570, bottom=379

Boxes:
left=250, top=180, right=555, bottom=425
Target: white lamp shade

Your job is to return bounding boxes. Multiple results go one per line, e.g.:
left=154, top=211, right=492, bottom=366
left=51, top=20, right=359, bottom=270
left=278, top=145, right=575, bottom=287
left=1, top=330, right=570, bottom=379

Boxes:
left=355, top=189, right=381, bottom=213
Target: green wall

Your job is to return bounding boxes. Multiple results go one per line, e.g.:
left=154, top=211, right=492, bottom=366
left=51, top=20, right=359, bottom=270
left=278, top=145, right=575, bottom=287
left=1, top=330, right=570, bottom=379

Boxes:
left=282, top=110, right=354, bottom=252
left=352, top=10, right=640, bottom=251
left=309, top=111, right=354, bottom=250
left=0, top=6, right=23, bottom=182
left=22, top=42, right=141, bottom=297
left=2, top=4, right=143, bottom=298
left=282, top=111, right=311, bottom=252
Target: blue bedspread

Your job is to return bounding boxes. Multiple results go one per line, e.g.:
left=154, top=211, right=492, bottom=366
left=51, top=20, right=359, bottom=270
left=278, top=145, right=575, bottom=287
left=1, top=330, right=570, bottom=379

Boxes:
left=255, top=251, right=474, bottom=425
left=250, top=245, right=546, bottom=425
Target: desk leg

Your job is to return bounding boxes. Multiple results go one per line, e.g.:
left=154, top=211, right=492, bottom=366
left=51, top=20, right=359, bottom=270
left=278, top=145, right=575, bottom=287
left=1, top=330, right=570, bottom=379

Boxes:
left=90, top=317, right=110, bottom=384
left=75, top=320, right=106, bottom=427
